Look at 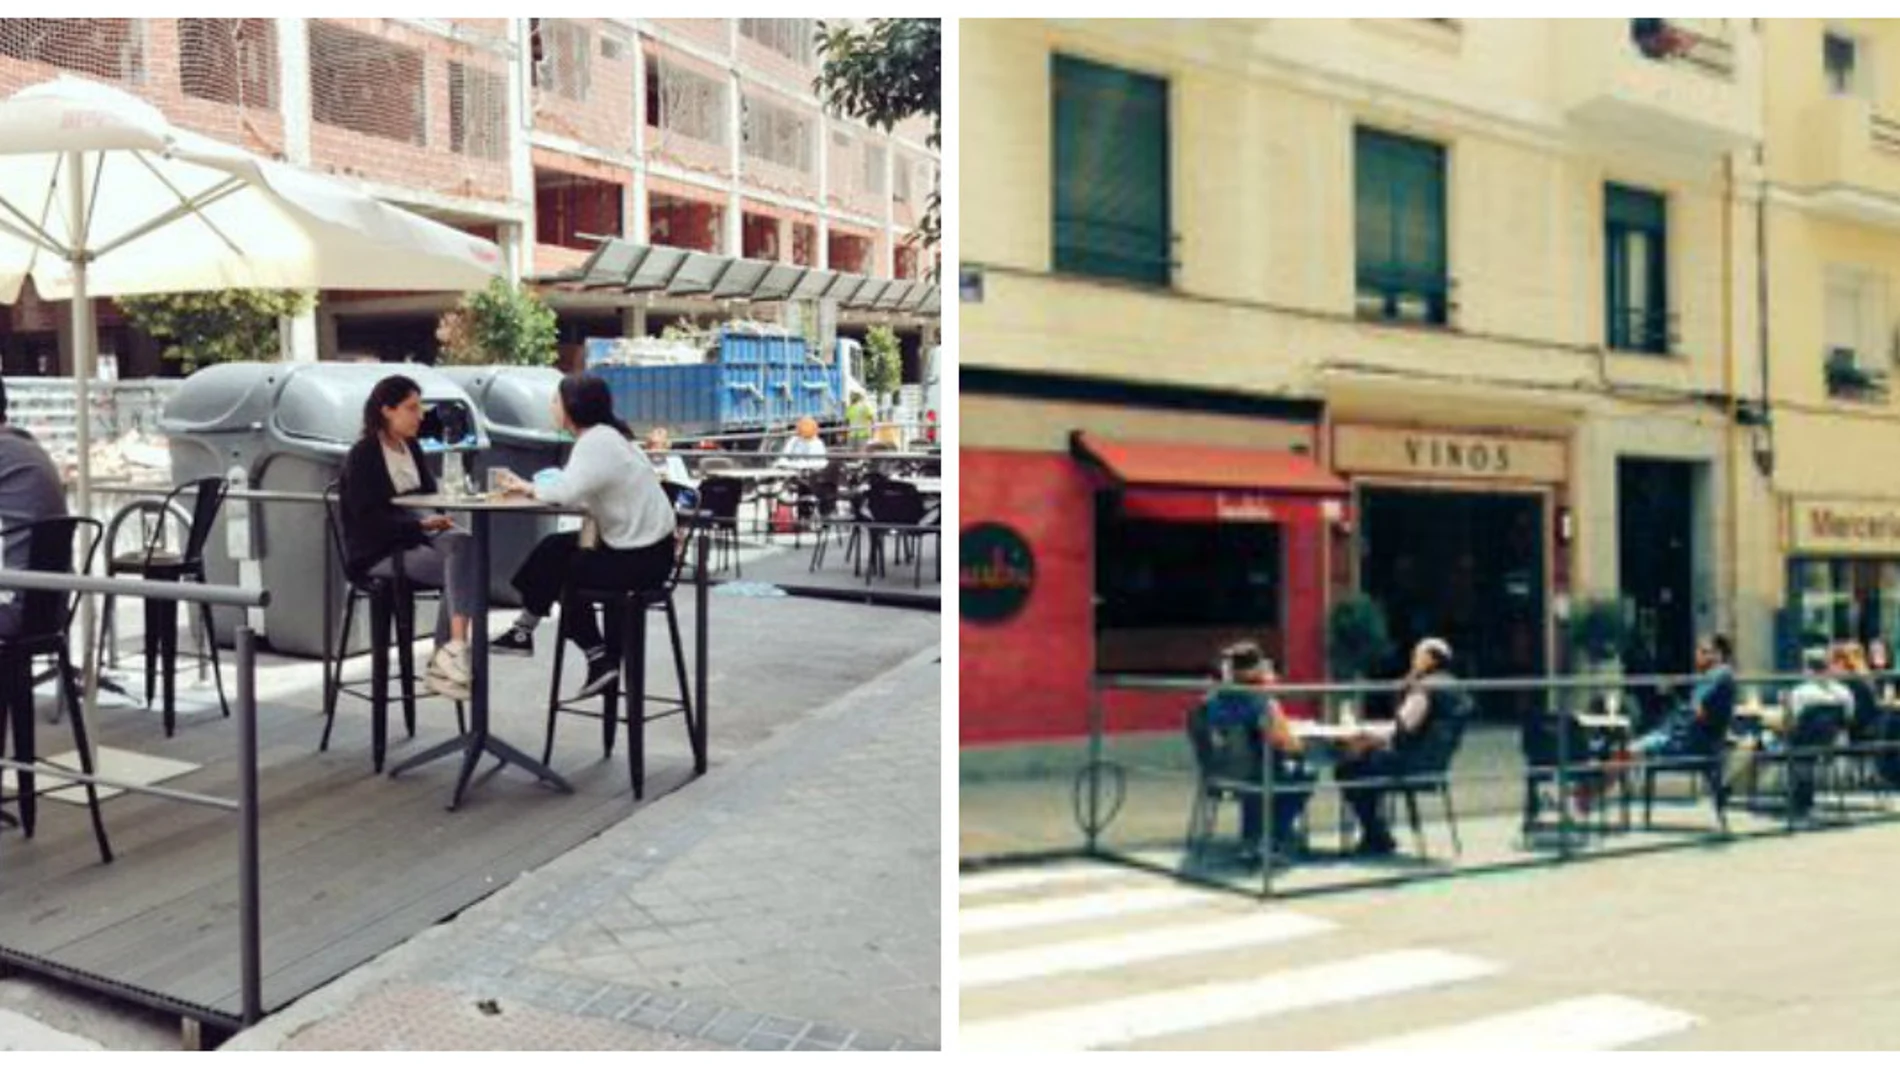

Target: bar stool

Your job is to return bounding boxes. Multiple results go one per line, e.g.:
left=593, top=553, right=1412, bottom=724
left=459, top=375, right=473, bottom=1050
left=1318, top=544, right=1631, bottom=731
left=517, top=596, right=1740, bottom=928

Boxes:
left=318, top=481, right=465, bottom=773
left=542, top=533, right=702, bottom=798
left=0, top=516, right=114, bottom=864
left=97, top=476, right=231, bottom=737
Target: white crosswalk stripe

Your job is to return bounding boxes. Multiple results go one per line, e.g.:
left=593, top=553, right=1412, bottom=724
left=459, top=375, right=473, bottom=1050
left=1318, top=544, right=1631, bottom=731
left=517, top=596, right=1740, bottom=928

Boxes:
left=958, top=863, right=1699, bottom=1051
left=1345, top=994, right=1698, bottom=1051
left=959, top=885, right=1217, bottom=936
left=958, top=863, right=1141, bottom=899
left=962, top=949, right=1499, bottom=1050
left=961, top=911, right=1335, bottom=989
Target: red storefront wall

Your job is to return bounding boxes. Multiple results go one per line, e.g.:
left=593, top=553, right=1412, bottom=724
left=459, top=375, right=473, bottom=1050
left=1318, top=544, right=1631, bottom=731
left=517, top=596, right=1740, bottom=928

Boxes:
left=961, top=447, right=1332, bottom=747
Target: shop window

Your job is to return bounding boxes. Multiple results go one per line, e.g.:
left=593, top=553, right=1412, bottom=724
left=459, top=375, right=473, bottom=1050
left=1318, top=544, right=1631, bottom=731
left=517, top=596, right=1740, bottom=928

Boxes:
left=1355, top=127, right=1449, bottom=325
left=1052, top=54, right=1171, bottom=286
left=1605, top=184, right=1671, bottom=354
left=1096, top=516, right=1282, bottom=632
left=1791, top=558, right=1900, bottom=654
left=1825, top=266, right=1891, bottom=402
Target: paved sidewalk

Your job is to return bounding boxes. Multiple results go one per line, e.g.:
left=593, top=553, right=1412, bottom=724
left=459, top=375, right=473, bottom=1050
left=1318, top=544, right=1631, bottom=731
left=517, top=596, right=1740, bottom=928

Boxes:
left=223, top=641, right=942, bottom=1051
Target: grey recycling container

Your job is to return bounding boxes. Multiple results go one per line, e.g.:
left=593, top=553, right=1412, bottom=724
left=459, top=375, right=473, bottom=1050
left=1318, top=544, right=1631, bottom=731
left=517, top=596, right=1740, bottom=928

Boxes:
left=162, top=361, right=488, bottom=657
left=438, top=366, right=569, bottom=606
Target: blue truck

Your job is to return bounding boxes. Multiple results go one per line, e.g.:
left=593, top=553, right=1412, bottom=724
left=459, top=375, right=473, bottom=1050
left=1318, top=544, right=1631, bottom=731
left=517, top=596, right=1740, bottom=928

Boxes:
left=585, top=328, right=851, bottom=445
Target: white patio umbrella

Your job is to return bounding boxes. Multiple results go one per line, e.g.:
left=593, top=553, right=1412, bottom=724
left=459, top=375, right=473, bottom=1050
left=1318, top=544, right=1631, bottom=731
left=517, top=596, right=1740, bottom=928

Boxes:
left=0, top=76, right=502, bottom=728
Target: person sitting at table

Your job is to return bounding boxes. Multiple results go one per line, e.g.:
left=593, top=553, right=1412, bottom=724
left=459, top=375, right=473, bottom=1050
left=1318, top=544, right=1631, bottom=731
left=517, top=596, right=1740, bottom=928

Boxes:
left=491, top=374, right=677, bottom=701
left=1833, top=642, right=1883, bottom=747
left=644, top=426, right=693, bottom=486
left=1867, top=637, right=1895, bottom=702
left=780, top=417, right=829, bottom=471
left=1333, top=637, right=1470, bottom=857
left=340, top=374, right=478, bottom=701
left=0, top=375, right=68, bottom=639
left=1774, top=648, right=1855, bottom=817
left=1188, top=642, right=1314, bottom=866
left=1625, top=633, right=1736, bottom=767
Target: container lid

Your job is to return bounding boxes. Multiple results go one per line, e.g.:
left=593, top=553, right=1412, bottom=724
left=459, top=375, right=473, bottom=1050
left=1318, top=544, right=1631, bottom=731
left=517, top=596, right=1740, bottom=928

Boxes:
left=436, top=366, right=566, bottom=444
left=156, top=362, right=285, bottom=435
left=270, top=363, right=489, bottom=452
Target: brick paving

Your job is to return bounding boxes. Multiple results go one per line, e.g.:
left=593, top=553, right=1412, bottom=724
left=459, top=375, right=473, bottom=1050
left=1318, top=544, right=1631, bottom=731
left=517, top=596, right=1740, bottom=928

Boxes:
left=225, top=639, right=941, bottom=1051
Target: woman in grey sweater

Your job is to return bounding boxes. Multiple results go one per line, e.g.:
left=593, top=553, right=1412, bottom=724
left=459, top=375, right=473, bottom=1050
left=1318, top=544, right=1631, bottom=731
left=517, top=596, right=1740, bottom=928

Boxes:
left=491, top=374, right=677, bottom=698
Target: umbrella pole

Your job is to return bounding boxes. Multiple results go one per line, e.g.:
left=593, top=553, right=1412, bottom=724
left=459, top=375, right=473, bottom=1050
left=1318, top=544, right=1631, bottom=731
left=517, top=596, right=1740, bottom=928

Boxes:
left=67, top=149, right=100, bottom=767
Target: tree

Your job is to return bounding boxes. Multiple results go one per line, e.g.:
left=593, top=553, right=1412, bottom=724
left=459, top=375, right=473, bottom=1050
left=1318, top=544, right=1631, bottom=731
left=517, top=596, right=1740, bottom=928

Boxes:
left=436, top=278, right=558, bottom=367
left=864, top=324, right=903, bottom=405
left=118, top=289, right=313, bottom=372
left=816, top=19, right=940, bottom=263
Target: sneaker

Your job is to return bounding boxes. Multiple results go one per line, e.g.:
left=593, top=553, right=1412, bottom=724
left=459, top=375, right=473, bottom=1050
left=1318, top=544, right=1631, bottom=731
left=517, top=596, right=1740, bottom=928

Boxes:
left=575, top=653, right=618, bottom=700
left=427, top=645, right=472, bottom=701
left=491, top=625, right=535, bottom=658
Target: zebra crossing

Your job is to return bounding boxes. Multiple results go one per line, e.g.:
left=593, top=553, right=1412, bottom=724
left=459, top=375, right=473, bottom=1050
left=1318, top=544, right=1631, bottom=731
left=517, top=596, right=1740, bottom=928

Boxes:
left=958, top=861, right=1698, bottom=1051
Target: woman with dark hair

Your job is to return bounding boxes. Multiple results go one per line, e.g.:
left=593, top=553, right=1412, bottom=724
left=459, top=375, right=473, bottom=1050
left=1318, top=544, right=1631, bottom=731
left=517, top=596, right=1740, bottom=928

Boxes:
left=340, top=374, right=478, bottom=699
left=491, top=374, right=677, bottom=698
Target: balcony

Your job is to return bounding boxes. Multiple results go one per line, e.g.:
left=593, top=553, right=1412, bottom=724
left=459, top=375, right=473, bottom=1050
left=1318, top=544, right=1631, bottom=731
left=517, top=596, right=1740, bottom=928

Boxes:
left=1555, top=19, right=1759, bottom=153
left=1825, top=346, right=1892, bottom=405
left=1797, top=96, right=1900, bottom=229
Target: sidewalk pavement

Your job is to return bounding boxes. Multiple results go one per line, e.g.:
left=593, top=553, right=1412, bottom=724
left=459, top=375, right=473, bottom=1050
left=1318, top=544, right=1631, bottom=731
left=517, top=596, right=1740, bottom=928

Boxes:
left=221, top=638, right=942, bottom=1051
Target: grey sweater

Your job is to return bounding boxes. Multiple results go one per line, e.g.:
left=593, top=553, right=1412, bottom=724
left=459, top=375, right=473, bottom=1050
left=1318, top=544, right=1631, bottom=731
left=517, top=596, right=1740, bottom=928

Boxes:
left=0, top=424, right=69, bottom=635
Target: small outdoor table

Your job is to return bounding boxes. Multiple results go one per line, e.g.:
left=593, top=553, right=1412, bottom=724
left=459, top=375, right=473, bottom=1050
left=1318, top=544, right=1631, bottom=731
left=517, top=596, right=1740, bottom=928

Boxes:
left=388, top=492, right=578, bottom=808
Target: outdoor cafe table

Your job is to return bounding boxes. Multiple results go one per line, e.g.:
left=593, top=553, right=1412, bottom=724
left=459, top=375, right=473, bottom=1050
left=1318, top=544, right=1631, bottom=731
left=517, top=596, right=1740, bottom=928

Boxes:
left=388, top=491, right=579, bottom=807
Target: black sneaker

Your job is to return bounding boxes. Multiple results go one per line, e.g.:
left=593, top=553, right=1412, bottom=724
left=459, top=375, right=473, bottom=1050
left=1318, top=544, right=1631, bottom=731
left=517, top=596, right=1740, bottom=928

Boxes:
left=576, top=653, right=618, bottom=699
left=491, top=625, right=535, bottom=658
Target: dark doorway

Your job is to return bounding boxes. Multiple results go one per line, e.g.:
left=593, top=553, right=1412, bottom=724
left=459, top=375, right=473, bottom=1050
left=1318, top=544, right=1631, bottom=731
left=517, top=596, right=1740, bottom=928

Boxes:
left=1360, top=487, right=1546, bottom=720
left=1618, top=459, right=1696, bottom=680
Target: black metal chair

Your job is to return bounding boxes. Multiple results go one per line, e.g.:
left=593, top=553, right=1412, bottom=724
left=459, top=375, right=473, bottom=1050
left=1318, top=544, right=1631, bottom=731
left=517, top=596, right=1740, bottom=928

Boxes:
left=0, top=516, right=113, bottom=863
left=541, top=528, right=703, bottom=799
left=1640, top=732, right=1733, bottom=833
left=1521, top=712, right=1626, bottom=837
left=1389, top=715, right=1468, bottom=857
left=1183, top=704, right=1310, bottom=863
left=862, top=479, right=928, bottom=589
left=1756, top=702, right=1851, bottom=821
left=695, top=475, right=746, bottom=577
left=318, top=479, right=464, bottom=773
left=97, top=476, right=230, bottom=737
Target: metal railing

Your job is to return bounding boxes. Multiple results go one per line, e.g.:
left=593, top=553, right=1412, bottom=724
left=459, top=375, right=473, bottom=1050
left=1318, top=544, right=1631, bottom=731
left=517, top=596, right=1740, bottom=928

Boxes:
left=0, top=569, right=269, bottom=1025
left=1057, top=667, right=1900, bottom=900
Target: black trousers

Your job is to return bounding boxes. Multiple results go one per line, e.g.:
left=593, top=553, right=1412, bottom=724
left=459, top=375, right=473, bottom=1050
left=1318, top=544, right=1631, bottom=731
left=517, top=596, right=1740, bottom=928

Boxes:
left=1336, top=747, right=1409, bottom=843
left=511, top=532, right=676, bottom=653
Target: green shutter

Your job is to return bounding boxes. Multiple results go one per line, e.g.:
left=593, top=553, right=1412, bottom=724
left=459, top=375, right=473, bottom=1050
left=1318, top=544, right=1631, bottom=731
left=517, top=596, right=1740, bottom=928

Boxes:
left=1355, top=127, right=1447, bottom=322
left=1052, top=54, right=1170, bottom=285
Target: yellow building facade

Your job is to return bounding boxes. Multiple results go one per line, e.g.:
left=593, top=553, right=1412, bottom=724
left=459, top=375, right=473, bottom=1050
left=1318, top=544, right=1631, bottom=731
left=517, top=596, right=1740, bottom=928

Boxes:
left=1761, top=19, right=1900, bottom=662
left=962, top=19, right=1786, bottom=743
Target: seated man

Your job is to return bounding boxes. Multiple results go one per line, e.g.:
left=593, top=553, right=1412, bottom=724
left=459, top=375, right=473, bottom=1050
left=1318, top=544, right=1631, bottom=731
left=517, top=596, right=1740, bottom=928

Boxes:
left=1775, top=648, right=1854, bottom=817
left=644, top=426, right=693, bottom=486
left=1628, top=633, right=1737, bottom=769
left=0, top=376, right=69, bottom=638
left=780, top=417, right=829, bottom=471
left=1188, top=642, right=1314, bottom=865
left=1334, top=637, right=1468, bottom=856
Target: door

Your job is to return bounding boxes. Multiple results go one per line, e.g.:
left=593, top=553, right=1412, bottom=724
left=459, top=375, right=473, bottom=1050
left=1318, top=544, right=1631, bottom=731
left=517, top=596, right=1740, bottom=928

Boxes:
left=1618, top=459, right=1696, bottom=679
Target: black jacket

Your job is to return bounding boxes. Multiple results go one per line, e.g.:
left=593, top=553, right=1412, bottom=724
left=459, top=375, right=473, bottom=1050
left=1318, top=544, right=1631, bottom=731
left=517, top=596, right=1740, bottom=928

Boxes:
left=340, top=435, right=437, bottom=576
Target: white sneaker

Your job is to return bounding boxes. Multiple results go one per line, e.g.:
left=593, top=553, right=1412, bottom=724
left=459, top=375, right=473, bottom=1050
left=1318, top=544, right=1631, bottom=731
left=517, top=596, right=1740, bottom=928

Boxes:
left=427, top=644, right=472, bottom=700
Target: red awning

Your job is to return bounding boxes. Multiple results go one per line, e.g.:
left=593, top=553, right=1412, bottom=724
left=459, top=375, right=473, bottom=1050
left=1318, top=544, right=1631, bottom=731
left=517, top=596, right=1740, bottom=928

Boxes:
left=1071, top=432, right=1348, bottom=496
left=1072, top=431, right=1347, bottom=524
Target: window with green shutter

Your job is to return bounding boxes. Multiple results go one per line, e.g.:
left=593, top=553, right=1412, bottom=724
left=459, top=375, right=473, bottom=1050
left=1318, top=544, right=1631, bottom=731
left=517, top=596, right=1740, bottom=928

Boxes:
left=1355, top=127, right=1449, bottom=325
left=1051, top=54, right=1171, bottom=286
left=1605, top=184, right=1670, bottom=354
